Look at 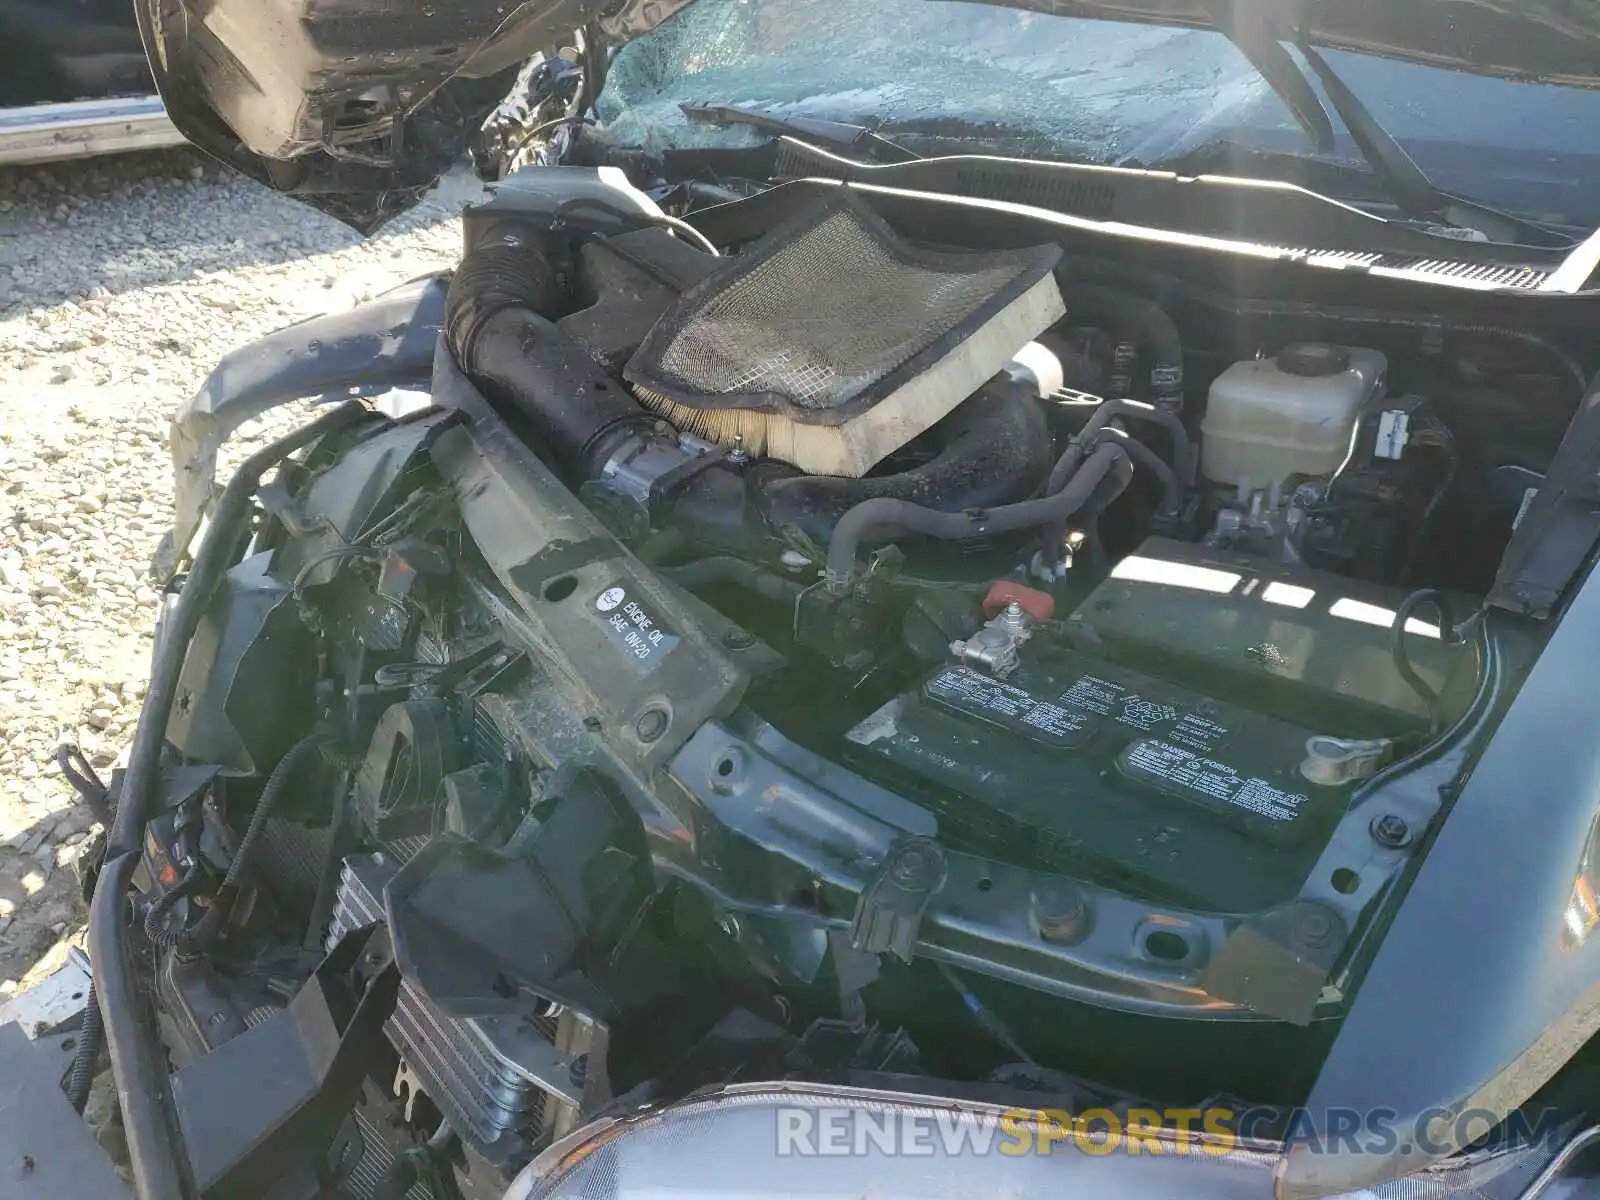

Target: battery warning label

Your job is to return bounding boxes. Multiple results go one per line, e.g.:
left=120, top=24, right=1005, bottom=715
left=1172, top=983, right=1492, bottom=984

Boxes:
left=926, top=667, right=1096, bottom=747
left=594, top=584, right=680, bottom=674
left=1057, top=674, right=1229, bottom=753
left=1120, top=739, right=1309, bottom=826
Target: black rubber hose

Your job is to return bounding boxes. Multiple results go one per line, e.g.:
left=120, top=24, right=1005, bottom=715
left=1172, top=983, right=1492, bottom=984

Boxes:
left=1040, top=402, right=1179, bottom=562
left=756, top=379, right=1055, bottom=544
left=1046, top=396, right=1193, bottom=494
left=1034, top=439, right=1136, bottom=578
left=64, top=981, right=102, bottom=1115
left=663, top=557, right=807, bottom=605
left=1056, top=283, right=1185, bottom=404
left=88, top=850, right=194, bottom=1199
left=187, top=732, right=327, bottom=951
left=1095, top=426, right=1181, bottom=515
left=826, top=440, right=1130, bottom=587
left=56, top=743, right=113, bottom=827
left=1392, top=589, right=1461, bottom=732
left=1074, top=449, right=1137, bottom=574
left=1049, top=394, right=1195, bottom=489
left=88, top=401, right=368, bottom=1200
left=445, top=221, right=652, bottom=477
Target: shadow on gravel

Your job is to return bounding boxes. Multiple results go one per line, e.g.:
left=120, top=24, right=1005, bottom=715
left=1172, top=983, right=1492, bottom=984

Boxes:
left=0, top=799, right=95, bottom=992
left=0, top=146, right=483, bottom=318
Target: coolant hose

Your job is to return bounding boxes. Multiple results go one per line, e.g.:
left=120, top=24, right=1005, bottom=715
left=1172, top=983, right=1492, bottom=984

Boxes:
left=88, top=400, right=370, bottom=1200
left=826, top=440, right=1131, bottom=588
left=1073, top=447, right=1137, bottom=573
left=1047, top=396, right=1194, bottom=493
left=755, top=378, right=1055, bottom=545
left=1094, top=426, right=1181, bottom=515
left=445, top=219, right=652, bottom=477
left=1039, top=426, right=1159, bottom=565
left=1056, top=283, right=1185, bottom=404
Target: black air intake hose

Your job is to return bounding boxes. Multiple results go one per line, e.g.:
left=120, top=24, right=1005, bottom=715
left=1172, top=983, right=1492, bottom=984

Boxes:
left=1057, top=283, right=1185, bottom=405
left=445, top=218, right=653, bottom=477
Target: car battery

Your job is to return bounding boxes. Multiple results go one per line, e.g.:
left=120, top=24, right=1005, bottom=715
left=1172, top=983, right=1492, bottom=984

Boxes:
left=846, top=643, right=1353, bottom=912
left=1069, top=537, right=1470, bottom=733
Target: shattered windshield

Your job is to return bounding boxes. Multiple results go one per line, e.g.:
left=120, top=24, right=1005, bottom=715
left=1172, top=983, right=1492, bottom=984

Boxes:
left=596, top=0, right=1600, bottom=229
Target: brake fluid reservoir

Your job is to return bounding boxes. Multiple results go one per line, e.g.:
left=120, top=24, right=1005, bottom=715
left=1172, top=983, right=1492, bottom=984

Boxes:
left=1200, top=344, right=1387, bottom=490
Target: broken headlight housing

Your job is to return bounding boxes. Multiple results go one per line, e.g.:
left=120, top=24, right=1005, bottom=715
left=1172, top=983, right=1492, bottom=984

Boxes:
left=506, top=1083, right=1595, bottom=1200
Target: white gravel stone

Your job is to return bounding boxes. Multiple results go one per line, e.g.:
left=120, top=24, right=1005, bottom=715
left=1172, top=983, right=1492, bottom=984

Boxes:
left=0, top=146, right=489, bottom=980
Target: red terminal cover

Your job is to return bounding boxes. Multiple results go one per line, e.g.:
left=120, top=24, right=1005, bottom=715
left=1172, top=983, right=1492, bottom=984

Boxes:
left=983, top=580, right=1055, bottom=621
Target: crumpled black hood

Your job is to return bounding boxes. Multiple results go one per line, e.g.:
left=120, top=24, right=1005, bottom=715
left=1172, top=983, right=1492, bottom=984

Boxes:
left=136, top=0, right=1600, bottom=232
left=131, top=0, right=694, bottom=231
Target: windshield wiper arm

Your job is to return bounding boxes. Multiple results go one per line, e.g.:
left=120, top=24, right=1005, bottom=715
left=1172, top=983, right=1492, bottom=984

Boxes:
left=1294, top=42, right=1442, bottom=220
left=1217, top=21, right=1561, bottom=246
left=1223, top=18, right=1336, bottom=155
left=680, top=102, right=920, bottom=164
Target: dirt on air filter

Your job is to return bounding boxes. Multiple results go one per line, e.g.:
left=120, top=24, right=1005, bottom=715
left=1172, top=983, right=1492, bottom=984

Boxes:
left=624, top=189, right=1065, bottom=477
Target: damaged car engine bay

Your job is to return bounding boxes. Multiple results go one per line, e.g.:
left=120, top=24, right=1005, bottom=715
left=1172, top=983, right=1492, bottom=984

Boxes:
left=70, top=147, right=1600, bottom=1199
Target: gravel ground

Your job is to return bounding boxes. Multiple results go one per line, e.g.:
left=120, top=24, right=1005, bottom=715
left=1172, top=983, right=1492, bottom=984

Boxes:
left=0, top=147, right=488, bottom=988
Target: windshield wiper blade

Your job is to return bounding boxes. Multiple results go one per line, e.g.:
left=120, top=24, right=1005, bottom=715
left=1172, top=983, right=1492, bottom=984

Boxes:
left=1294, top=42, right=1442, bottom=220
left=680, top=102, right=920, bottom=164
left=1217, top=21, right=1562, bottom=246
left=1223, top=18, right=1335, bottom=156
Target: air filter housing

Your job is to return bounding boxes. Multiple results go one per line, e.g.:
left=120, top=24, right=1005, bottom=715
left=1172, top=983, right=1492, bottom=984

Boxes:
left=624, top=191, right=1065, bottom=477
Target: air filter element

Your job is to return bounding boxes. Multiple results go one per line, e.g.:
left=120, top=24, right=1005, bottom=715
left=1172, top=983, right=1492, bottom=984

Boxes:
left=624, top=191, right=1065, bottom=477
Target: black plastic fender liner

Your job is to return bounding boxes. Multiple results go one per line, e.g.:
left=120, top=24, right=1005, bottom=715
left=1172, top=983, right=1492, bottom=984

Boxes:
left=159, top=276, right=449, bottom=582
left=170, top=925, right=403, bottom=1200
